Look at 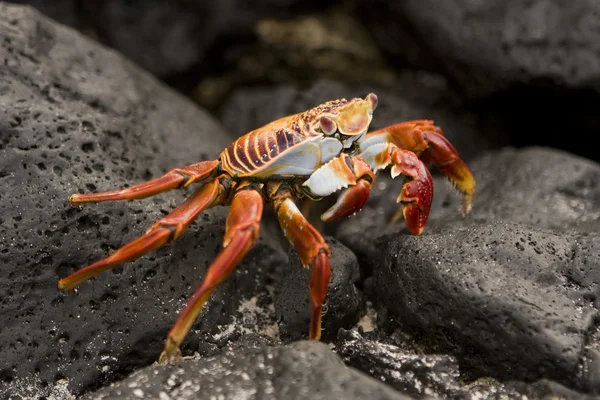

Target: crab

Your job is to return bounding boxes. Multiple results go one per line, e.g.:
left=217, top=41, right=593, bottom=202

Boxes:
left=58, top=93, right=475, bottom=362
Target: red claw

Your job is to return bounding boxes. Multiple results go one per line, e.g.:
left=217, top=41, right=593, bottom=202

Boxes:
left=399, top=168, right=433, bottom=235
left=320, top=180, right=372, bottom=222
left=390, top=147, right=434, bottom=235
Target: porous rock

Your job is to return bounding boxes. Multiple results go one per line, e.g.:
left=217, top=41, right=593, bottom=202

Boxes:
left=337, top=329, right=593, bottom=399
left=275, top=237, right=364, bottom=341
left=376, top=222, right=598, bottom=388
left=336, top=147, right=600, bottom=392
left=0, top=3, right=286, bottom=396
left=337, top=329, right=464, bottom=398
left=85, top=339, right=414, bottom=400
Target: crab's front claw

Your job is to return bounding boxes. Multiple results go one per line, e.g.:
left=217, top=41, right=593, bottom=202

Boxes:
left=320, top=180, right=371, bottom=222
left=320, top=157, right=375, bottom=222
left=390, top=147, right=434, bottom=235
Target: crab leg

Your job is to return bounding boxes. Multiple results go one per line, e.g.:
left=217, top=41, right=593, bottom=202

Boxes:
left=272, top=191, right=331, bottom=340
left=160, top=188, right=263, bottom=363
left=69, top=160, right=219, bottom=205
left=365, top=120, right=475, bottom=214
left=59, top=179, right=227, bottom=291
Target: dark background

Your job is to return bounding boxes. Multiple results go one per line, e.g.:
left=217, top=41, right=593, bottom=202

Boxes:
left=9, top=0, right=600, bottom=162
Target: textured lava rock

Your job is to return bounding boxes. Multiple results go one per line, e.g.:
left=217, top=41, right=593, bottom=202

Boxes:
left=0, top=3, right=287, bottom=396
left=337, top=329, right=593, bottom=399
left=275, top=237, right=364, bottom=341
left=336, top=147, right=600, bottom=392
left=362, top=0, right=600, bottom=99
left=337, top=329, right=464, bottom=398
left=377, top=223, right=598, bottom=388
left=85, top=339, right=414, bottom=400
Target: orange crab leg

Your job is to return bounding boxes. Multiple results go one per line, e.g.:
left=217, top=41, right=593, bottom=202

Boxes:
left=160, top=188, right=263, bottom=362
left=59, top=179, right=227, bottom=291
left=368, top=120, right=475, bottom=214
left=272, top=192, right=331, bottom=340
left=69, top=160, right=219, bottom=205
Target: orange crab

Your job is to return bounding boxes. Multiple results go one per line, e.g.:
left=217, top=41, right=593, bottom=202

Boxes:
left=59, top=94, right=475, bottom=362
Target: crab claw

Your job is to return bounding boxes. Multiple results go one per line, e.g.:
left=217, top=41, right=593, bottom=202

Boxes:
left=390, top=148, right=434, bottom=235
left=319, top=156, right=375, bottom=222
left=321, top=179, right=372, bottom=222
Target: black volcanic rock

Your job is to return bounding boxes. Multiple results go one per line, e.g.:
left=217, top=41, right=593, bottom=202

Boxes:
left=361, top=0, right=600, bottom=99
left=0, top=3, right=286, bottom=396
left=336, top=147, right=600, bottom=392
left=275, top=237, right=364, bottom=342
left=15, top=0, right=337, bottom=78
left=85, top=340, right=414, bottom=400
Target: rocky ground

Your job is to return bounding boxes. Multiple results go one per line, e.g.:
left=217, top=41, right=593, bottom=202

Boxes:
left=0, top=2, right=599, bottom=399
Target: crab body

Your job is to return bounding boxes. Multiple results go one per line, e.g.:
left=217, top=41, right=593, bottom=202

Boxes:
left=58, top=94, right=475, bottom=363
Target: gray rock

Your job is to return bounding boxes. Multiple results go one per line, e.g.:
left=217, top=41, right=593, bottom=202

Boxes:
left=376, top=222, right=598, bottom=389
left=337, top=329, right=594, bottom=399
left=0, top=3, right=286, bottom=396
left=275, top=237, right=364, bottom=342
left=362, top=0, right=600, bottom=98
left=337, top=329, right=464, bottom=398
left=336, top=147, right=600, bottom=392
left=461, top=147, right=600, bottom=232
left=85, top=339, right=414, bottom=400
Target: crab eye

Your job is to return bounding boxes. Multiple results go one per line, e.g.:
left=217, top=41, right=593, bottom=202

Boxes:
left=320, top=116, right=337, bottom=135
left=366, top=93, right=378, bottom=113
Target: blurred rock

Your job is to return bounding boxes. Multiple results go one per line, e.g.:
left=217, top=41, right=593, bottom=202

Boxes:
left=359, top=0, right=600, bottom=162
left=362, top=0, right=600, bottom=99
left=85, top=340, right=414, bottom=400
left=195, top=9, right=397, bottom=109
left=15, top=0, right=338, bottom=79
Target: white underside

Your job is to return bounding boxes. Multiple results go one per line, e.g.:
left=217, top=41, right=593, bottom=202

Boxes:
left=253, top=136, right=343, bottom=178
left=303, top=132, right=391, bottom=197
left=302, top=158, right=354, bottom=197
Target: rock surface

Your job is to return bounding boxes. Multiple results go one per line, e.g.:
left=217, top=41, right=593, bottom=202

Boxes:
left=362, top=0, right=600, bottom=98
left=14, top=0, right=337, bottom=78
left=0, top=3, right=285, bottom=396
left=336, top=147, right=600, bottom=392
left=85, top=339, right=414, bottom=400
left=359, top=0, right=600, bottom=162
